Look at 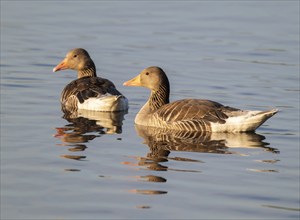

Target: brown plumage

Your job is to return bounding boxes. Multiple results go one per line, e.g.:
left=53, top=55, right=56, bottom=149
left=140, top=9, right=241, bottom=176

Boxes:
left=123, top=66, right=278, bottom=132
left=53, top=48, right=128, bottom=112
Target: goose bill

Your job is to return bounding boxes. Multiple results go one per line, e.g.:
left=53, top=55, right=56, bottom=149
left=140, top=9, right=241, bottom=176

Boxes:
left=53, top=59, right=68, bottom=72
left=123, top=75, right=141, bottom=86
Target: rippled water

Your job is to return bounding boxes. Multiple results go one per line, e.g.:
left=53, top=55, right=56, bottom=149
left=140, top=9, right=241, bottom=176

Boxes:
left=1, top=1, right=299, bottom=219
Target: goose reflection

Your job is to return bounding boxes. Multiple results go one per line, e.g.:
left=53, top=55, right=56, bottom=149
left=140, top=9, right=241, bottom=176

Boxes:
left=125, top=126, right=279, bottom=201
left=54, top=109, right=127, bottom=162
left=124, top=125, right=279, bottom=172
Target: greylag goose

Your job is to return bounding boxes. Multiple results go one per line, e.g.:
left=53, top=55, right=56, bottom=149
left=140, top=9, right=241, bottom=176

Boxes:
left=53, top=48, right=128, bottom=112
left=123, top=66, right=278, bottom=132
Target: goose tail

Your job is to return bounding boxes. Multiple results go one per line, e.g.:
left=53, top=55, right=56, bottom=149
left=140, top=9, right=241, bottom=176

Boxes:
left=249, top=109, right=278, bottom=130
left=211, top=109, right=278, bottom=132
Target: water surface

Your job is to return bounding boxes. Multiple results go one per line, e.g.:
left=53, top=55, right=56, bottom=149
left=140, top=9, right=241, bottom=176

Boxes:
left=1, top=1, right=299, bottom=219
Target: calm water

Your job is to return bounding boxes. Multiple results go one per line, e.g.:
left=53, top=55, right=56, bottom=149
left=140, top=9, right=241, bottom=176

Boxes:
left=1, top=1, right=299, bottom=219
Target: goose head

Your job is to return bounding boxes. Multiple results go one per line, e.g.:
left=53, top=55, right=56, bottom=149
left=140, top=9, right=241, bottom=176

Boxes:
left=53, top=48, right=95, bottom=73
left=123, top=66, right=169, bottom=92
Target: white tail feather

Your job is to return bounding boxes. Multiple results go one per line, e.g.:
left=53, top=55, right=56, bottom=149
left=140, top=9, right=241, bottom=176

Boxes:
left=211, top=109, right=278, bottom=132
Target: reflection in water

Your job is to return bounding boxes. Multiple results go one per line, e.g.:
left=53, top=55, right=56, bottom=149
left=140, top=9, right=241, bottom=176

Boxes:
left=255, top=159, right=280, bottom=163
left=62, top=109, right=127, bottom=134
left=54, top=109, right=127, bottom=166
left=129, top=189, right=168, bottom=195
left=261, top=205, right=300, bottom=212
left=124, top=125, right=279, bottom=199
left=136, top=205, right=151, bottom=209
left=128, top=125, right=279, bottom=167
left=135, top=125, right=279, bottom=154
left=60, top=155, right=87, bottom=161
left=247, top=169, right=279, bottom=173
left=137, top=175, right=167, bottom=183
left=64, top=169, right=81, bottom=172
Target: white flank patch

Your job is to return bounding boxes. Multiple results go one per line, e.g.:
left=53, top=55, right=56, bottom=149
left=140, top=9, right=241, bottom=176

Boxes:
left=78, top=95, right=128, bottom=112
left=210, top=111, right=265, bottom=132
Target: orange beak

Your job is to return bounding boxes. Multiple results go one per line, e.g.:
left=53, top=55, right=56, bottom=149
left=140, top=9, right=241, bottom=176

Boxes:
left=123, top=74, right=141, bottom=86
left=53, top=58, right=69, bottom=72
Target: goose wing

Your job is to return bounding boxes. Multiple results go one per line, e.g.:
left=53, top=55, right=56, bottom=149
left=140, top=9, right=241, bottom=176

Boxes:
left=61, top=77, right=123, bottom=109
left=155, top=99, right=239, bottom=124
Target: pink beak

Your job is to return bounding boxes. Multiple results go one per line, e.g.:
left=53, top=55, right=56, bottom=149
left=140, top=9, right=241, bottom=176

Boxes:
left=53, top=58, right=69, bottom=72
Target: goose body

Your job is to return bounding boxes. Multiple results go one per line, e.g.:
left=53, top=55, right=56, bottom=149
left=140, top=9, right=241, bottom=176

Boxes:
left=124, top=66, right=278, bottom=133
left=53, top=48, right=128, bottom=112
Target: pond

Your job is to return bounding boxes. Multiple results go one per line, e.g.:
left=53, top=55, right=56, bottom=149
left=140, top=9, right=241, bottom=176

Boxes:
left=1, top=1, right=299, bottom=219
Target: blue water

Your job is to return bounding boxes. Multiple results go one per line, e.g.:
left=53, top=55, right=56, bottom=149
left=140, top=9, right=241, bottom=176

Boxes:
left=1, top=1, right=299, bottom=219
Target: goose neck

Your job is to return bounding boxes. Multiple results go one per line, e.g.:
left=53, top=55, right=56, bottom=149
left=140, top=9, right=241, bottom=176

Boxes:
left=77, top=62, right=97, bottom=78
left=148, top=84, right=170, bottom=112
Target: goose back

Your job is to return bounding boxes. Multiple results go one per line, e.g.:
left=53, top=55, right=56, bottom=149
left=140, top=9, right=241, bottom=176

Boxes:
left=61, top=76, right=126, bottom=112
